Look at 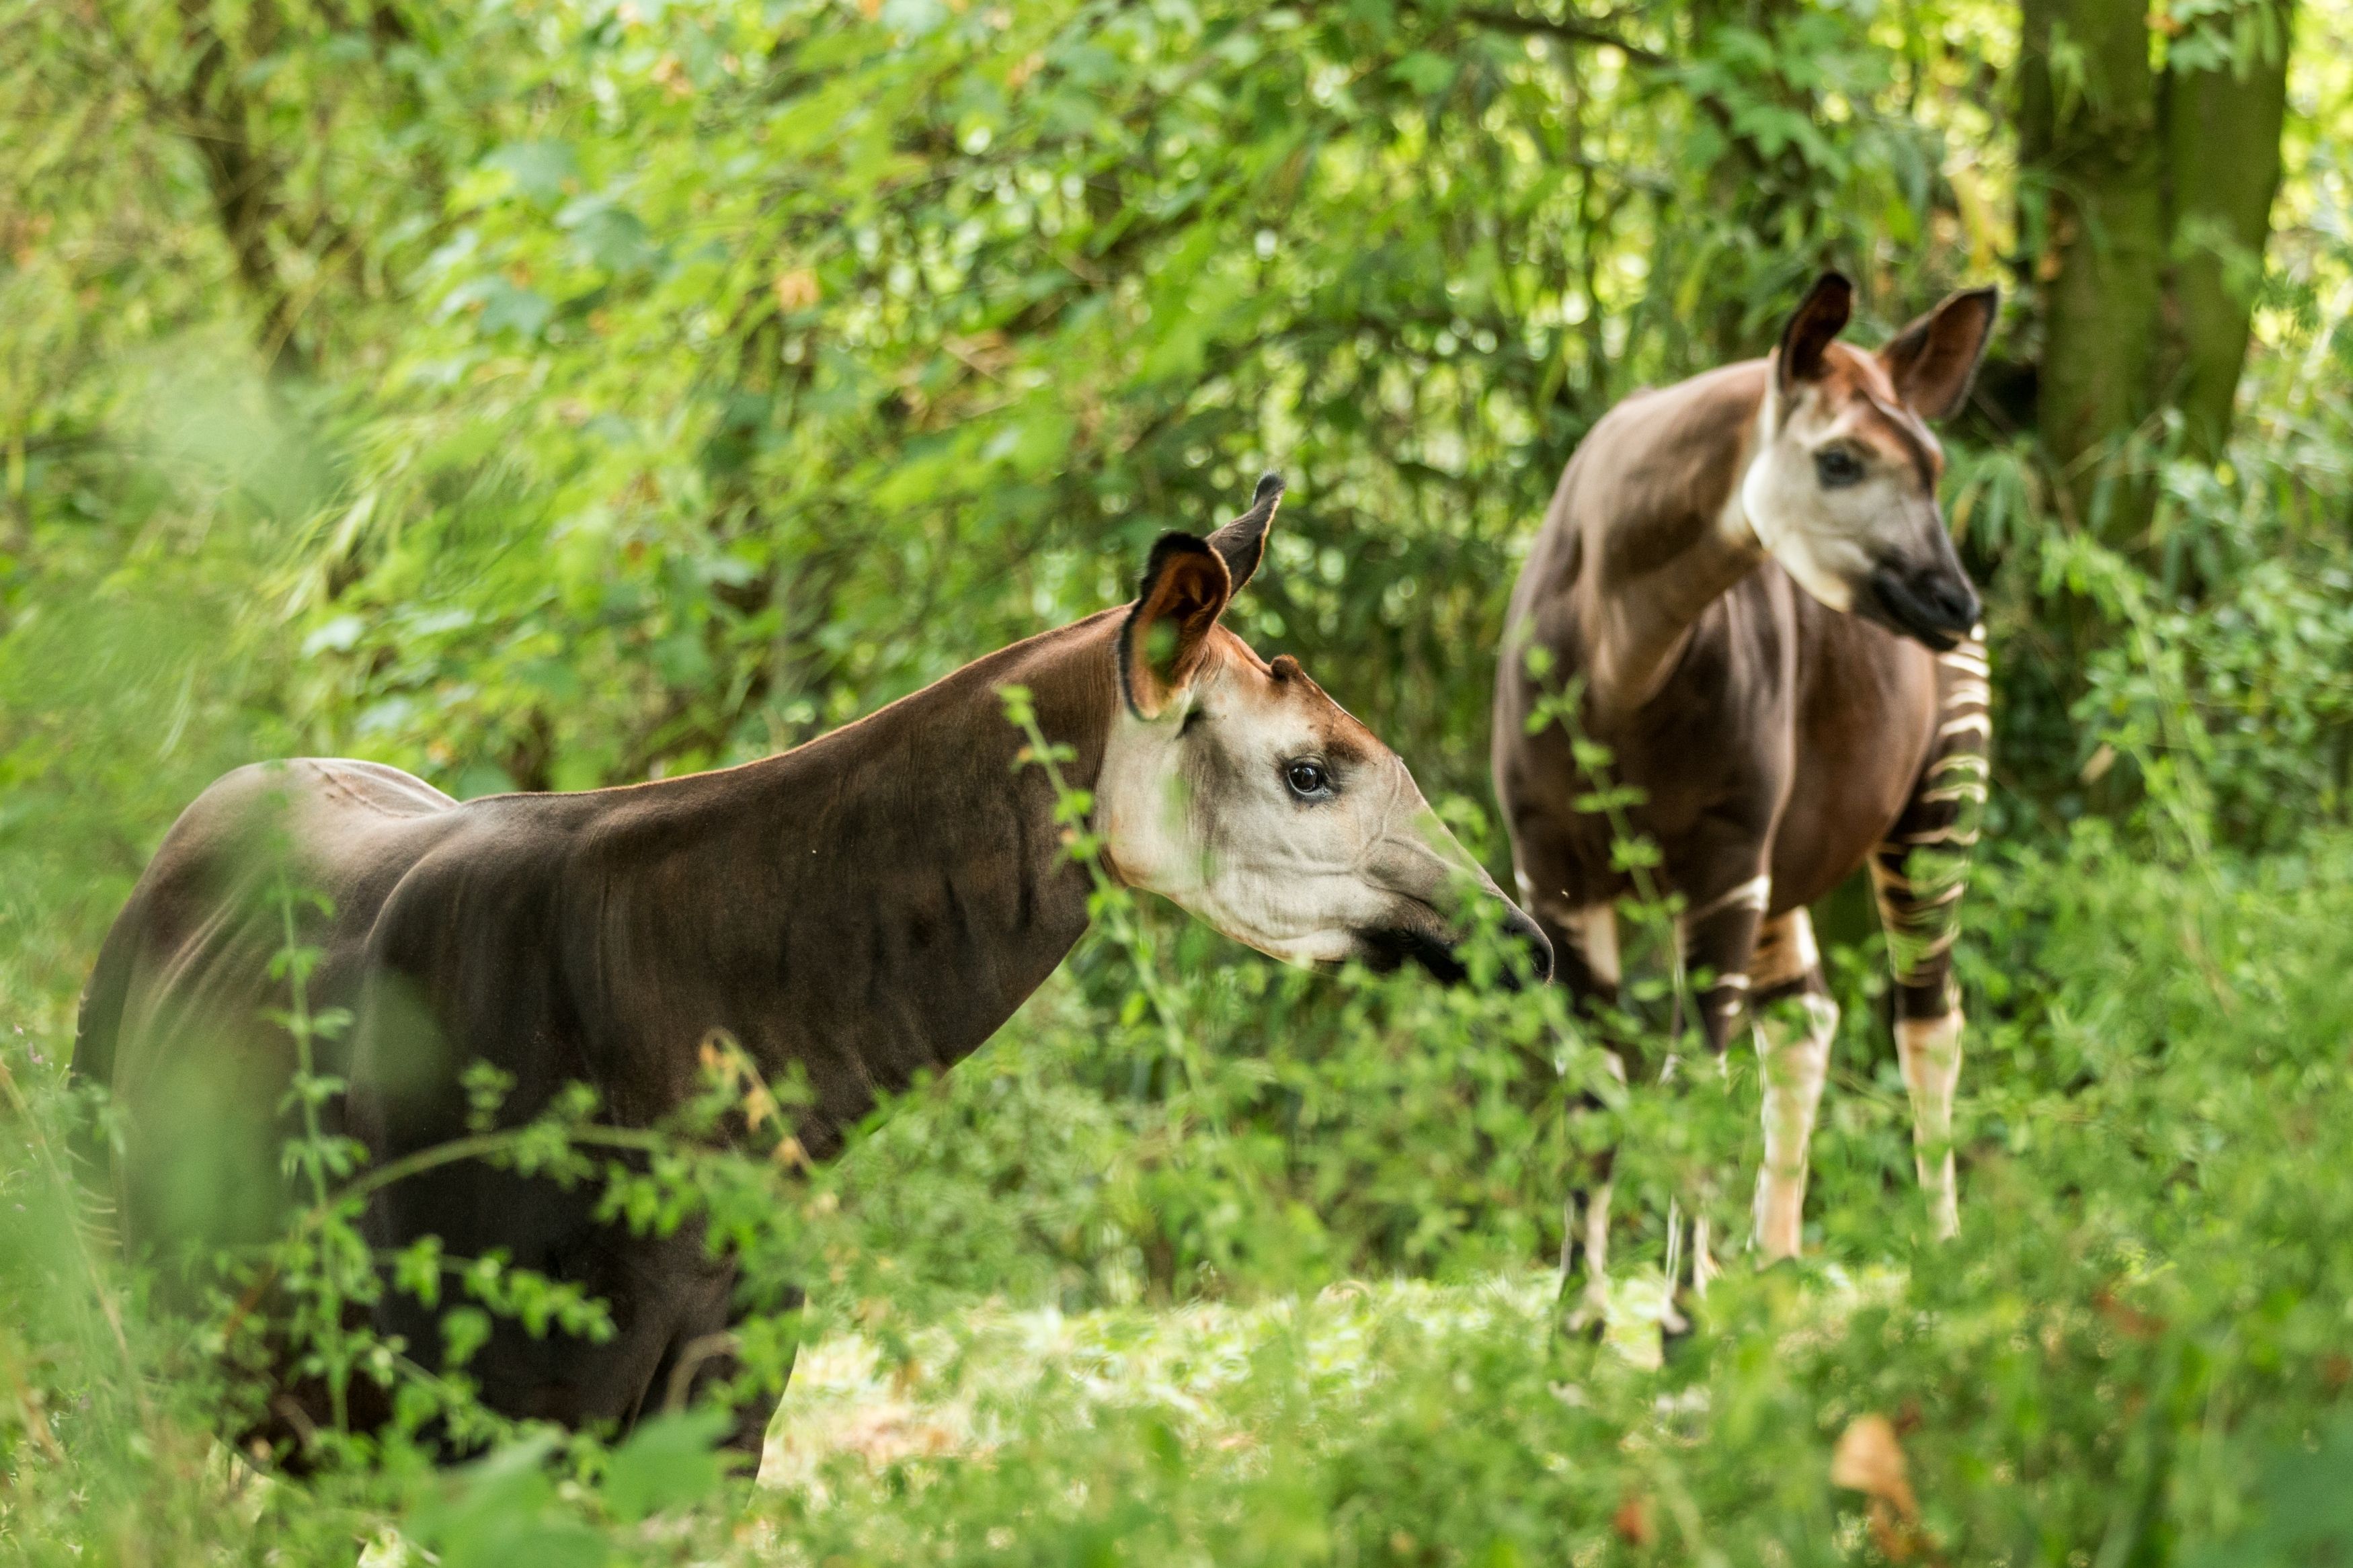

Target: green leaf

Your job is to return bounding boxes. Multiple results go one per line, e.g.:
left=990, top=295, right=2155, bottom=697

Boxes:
left=479, top=141, right=579, bottom=205
left=408, top=1436, right=612, bottom=1568
left=1389, top=51, right=1455, bottom=94
left=600, top=1405, right=737, bottom=1522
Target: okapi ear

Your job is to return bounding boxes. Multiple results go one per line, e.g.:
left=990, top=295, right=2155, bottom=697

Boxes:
left=1775, top=272, right=1854, bottom=395
left=1878, top=286, right=1999, bottom=421
left=1205, top=472, right=1285, bottom=592
left=1120, top=532, right=1233, bottom=719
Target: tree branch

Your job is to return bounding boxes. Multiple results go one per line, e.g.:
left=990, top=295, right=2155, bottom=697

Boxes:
left=1458, top=6, right=1670, bottom=67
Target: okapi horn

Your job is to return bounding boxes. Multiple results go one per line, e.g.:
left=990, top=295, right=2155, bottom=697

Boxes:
left=1207, top=471, right=1285, bottom=591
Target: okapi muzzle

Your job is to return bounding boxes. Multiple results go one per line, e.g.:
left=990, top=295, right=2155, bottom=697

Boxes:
left=1858, top=518, right=1981, bottom=653
left=1326, top=798, right=1553, bottom=987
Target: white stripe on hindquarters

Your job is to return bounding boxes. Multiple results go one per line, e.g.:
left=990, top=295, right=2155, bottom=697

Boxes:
left=1936, top=714, right=1993, bottom=742
left=1940, top=678, right=1992, bottom=710
left=1895, top=1009, right=1964, bottom=1240
left=1872, top=862, right=1962, bottom=980
left=1896, top=823, right=1983, bottom=848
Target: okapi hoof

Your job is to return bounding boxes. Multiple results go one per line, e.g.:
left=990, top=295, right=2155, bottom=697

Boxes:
left=1559, top=1296, right=1609, bottom=1344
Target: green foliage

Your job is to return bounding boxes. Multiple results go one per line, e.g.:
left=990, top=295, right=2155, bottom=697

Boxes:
left=7, top=0, right=2353, bottom=1560
left=15, top=828, right=2353, bottom=1559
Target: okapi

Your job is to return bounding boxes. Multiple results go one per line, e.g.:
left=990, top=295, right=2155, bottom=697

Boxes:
left=75, top=474, right=1551, bottom=1458
left=1492, top=274, right=1995, bottom=1327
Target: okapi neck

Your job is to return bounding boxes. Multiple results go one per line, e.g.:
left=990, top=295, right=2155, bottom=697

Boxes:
left=1587, top=386, right=1768, bottom=714
left=569, top=611, right=1123, bottom=1155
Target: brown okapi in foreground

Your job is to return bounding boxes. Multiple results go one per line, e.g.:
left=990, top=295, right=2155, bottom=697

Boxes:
left=1493, top=274, right=1995, bottom=1328
left=75, top=475, right=1551, bottom=1456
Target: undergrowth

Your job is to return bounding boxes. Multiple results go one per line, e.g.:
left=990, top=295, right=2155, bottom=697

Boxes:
left=8, top=773, right=2353, bottom=1562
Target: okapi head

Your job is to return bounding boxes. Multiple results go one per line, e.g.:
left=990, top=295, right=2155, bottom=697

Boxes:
left=1100, top=475, right=1552, bottom=986
left=1742, top=272, right=1997, bottom=652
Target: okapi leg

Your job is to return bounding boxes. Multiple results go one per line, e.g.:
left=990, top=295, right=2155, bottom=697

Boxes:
left=1561, top=1177, right=1615, bottom=1335
left=1517, top=875, right=1623, bottom=1007
left=1896, top=1012, right=1962, bottom=1239
left=1679, top=872, right=1771, bottom=1053
left=1652, top=868, right=1767, bottom=1336
left=1560, top=1032, right=1628, bottom=1337
left=666, top=1288, right=805, bottom=1459
left=1871, top=632, right=1991, bottom=1241
left=1528, top=890, right=1626, bottom=1337
left=1747, top=909, right=1837, bottom=1262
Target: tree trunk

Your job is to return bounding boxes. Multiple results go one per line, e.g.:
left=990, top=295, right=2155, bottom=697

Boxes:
left=2018, top=0, right=2168, bottom=542
left=2165, top=0, right=2296, bottom=460
left=2018, top=0, right=2296, bottom=542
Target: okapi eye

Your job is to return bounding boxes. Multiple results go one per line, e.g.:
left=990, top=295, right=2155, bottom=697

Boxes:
left=1284, top=759, right=1332, bottom=799
left=1814, top=446, right=1867, bottom=488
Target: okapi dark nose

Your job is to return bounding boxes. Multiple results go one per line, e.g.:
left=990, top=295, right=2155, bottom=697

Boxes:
left=1917, top=568, right=1981, bottom=632
left=1866, top=555, right=1981, bottom=651
left=1504, top=903, right=1555, bottom=986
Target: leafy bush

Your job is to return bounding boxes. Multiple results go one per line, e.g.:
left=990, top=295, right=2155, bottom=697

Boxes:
left=12, top=818, right=2353, bottom=1561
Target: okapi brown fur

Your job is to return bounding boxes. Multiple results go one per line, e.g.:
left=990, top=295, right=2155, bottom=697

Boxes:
left=1492, top=274, right=1995, bottom=1323
left=75, top=475, right=1548, bottom=1461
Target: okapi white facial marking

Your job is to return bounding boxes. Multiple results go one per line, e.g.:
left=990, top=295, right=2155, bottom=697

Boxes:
left=1494, top=271, right=1999, bottom=1333
left=1101, top=477, right=1551, bottom=981
left=75, top=472, right=1550, bottom=1464
left=1732, top=273, right=1994, bottom=652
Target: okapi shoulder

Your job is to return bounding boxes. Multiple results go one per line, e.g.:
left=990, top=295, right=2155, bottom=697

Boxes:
left=345, top=800, right=603, bottom=1110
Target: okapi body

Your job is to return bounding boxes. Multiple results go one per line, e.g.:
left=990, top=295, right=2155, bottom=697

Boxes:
left=1492, top=275, right=1995, bottom=1322
left=75, top=477, right=1549, bottom=1459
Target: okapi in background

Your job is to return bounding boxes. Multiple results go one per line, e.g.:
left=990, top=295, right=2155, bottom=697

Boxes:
left=1492, top=273, right=1996, bottom=1329
left=75, top=474, right=1551, bottom=1460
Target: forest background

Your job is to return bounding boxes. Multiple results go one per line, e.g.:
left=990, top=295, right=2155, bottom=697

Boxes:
left=5, top=0, right=2353, bottom=1560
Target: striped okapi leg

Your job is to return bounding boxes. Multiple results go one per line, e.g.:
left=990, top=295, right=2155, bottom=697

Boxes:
left=1872, top=630, right=1991, bottom=1241
left=1527, top=890, right=1626, bottom=1337
left=1679, top=872, right=1771, bottom=1055
left=1748, top=908, right=1838, bottom=1262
